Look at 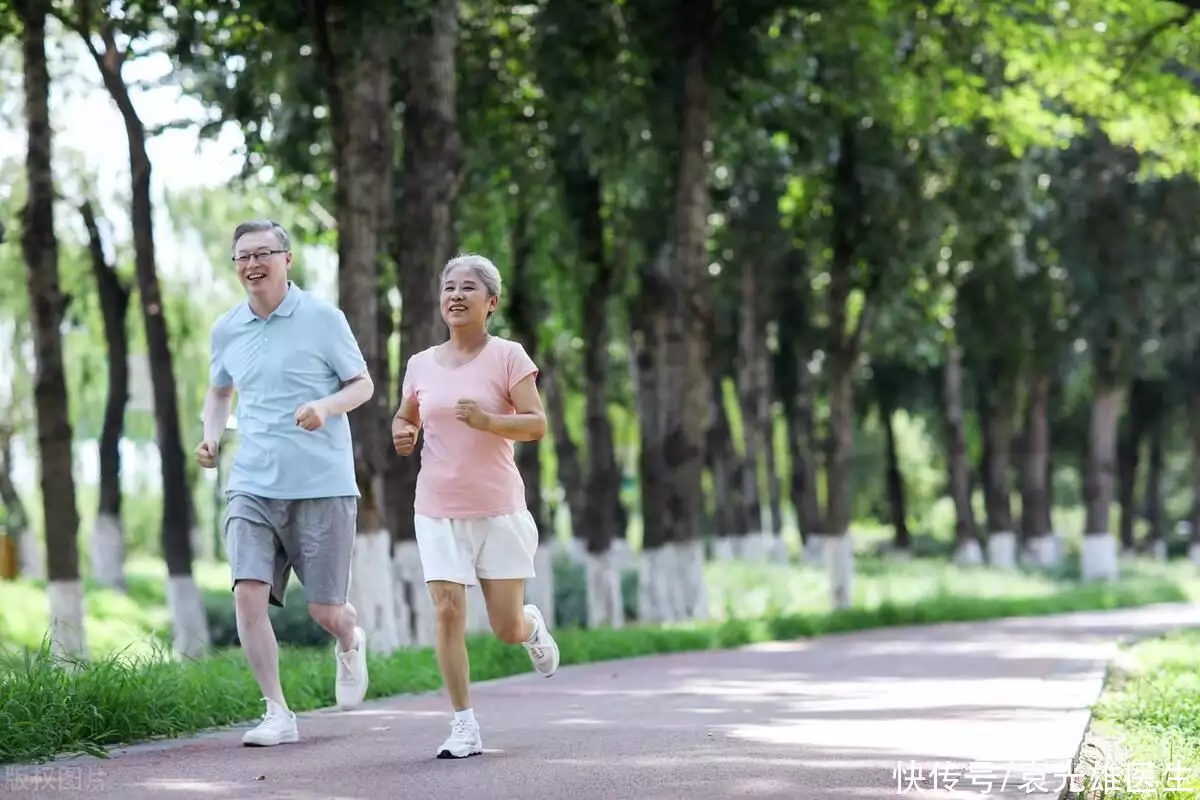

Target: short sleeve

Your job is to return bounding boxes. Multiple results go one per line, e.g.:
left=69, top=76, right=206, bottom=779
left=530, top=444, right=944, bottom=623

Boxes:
left=209, top=320, right=232, bottom=388
left=506, top=340, right=538, bottom=392
left=323, top=307, right=369, bottom=382
left=400, top=353, right=420, bottom=401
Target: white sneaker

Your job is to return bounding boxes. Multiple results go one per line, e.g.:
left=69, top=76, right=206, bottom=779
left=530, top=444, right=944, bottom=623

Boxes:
left=242, top=698, right=299, bottom=747
left=436, top=718, right=483, bottom=759
left=335, top=626, right=369, bottom=710
left=523, top=604, right=559, bottom=677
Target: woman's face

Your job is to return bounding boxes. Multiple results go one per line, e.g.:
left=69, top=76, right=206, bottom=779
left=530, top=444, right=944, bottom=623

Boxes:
left=440, top=265, right=496, bottom=327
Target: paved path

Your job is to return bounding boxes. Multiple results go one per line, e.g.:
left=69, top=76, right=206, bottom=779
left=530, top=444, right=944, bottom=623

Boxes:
left=7, top=603, right=1200, bottom=800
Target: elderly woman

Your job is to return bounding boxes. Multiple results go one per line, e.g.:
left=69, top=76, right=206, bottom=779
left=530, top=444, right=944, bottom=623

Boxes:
left=391, top=253, right=560, bottom=759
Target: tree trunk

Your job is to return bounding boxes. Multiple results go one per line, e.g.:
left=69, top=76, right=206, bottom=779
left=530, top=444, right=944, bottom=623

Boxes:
left=314, top=5, right=403, bottom=649
left=79, top=16, right=209, bottom=659
left=1019, top=371, right=1054, bottom=565
left=505, top=188, right=554, bottom=623
left=1116, top=380, right=1145, bottom=552
left=707, top=375, right=750, bottom=560
left=1188, top=390, right=1200, bottom=565
left=942, top=345, right=981, bottom=564
left=1081, top=381, right=1124, bottom=580
left=557, top=154, right=628, bottom=627
left=637, top=17, right=713, bottom=622
left=81, top=199, right=130, bottom=592
left=734, top=255, right=771, bottom=560
left=979, top=379, right=1016, bottom=567
left=19, top=0, right=85, bottom=657
left=384, top=0, right=463, bottom=647
left=542, top=360, right=587, bottom=545
left=0, top=425, right=33, bottom=577
left=880, top=400, right=910, bottom=551
left=773, top=301, right=821, bottom=552
left=1141, top=382, right=1166, bottom=559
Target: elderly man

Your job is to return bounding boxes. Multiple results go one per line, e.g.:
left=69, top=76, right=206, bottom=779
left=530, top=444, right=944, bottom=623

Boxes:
left=197, top=219, right=373, bottom=747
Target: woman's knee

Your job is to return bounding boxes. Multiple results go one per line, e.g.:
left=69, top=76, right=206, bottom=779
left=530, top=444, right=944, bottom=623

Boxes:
left=490, top=613, right=528, bottom=645
left=429, top=582, right=467, bottom=628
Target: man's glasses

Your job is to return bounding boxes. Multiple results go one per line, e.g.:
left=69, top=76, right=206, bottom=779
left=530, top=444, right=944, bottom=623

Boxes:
left=232, top=249, right=288, bottom=266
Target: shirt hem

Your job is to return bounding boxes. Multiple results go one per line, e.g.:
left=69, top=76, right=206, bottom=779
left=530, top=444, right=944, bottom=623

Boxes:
left=225, top=485, right=361, bottom=501
left=413, top=502, right=529, bottom=520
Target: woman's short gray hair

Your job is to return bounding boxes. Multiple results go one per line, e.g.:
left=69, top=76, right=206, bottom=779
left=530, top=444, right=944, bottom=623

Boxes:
left=442, top=253, right=503, bottom=301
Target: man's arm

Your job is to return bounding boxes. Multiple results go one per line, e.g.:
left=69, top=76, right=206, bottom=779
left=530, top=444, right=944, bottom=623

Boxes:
left=202, top=384, right=235, bottom=444
left=319, top=307, right=375, bottom=417
left=320, top=371, right=375, bottom=417
left=204, top=320, right=235, bottom=444
left=484, top=374, right=546, bottom=442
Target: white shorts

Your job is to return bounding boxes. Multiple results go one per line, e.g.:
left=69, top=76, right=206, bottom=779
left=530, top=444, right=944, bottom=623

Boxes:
left=414, top=510, right=539, bottom=586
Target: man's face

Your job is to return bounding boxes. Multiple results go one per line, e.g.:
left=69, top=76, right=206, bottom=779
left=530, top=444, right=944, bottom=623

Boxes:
left=233, top=231, right=291, bottom=296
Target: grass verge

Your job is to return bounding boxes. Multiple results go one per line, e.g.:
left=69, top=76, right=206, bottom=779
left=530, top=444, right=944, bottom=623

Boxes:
left=1, top=564, right=1193, bottom=767
left=1079, top=628, right=1200, bottom=798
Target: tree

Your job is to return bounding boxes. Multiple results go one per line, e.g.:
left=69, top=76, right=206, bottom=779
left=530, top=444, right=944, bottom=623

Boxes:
left=15, top=0, right=85, bottom=657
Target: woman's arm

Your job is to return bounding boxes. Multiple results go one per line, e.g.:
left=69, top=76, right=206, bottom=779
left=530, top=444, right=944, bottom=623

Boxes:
left=484, top=374, right=546, bottom=442
left=393, top=394, right=421, bottom=431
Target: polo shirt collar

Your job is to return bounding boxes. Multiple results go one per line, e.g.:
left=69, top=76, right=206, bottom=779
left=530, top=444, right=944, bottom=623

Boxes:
left=235, top=281, right=303, bottom=323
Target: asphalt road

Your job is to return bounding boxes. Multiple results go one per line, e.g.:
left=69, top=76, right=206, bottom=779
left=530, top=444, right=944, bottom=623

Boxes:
left=7, top=603, right=1199, bottom=800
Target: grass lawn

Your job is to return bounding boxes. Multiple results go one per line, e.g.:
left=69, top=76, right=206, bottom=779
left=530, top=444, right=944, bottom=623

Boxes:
left=1, top=552, right=1198, bottom=767
left=1081, top=628, right=1200, bottom=798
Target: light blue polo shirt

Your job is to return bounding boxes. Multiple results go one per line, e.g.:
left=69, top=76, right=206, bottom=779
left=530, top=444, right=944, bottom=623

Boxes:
left=209, top=282, right=366, bottom=500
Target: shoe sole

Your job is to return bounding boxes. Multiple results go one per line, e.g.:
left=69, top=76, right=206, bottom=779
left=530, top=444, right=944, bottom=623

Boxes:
left=243, top=731, right=299, bottom=747
left=436, top=748, right=483, bottom=759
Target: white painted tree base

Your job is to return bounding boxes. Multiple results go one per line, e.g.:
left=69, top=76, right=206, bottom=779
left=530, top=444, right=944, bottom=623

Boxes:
left=712, top=536, right=738, bottom=561
left=393, top=541, right=432, bottom=646
left=47, top=579, right=86, bottom=659
left=954, top=539, right=984, bottom=566
left=349, top=530, right=403, bottom=653
left=802, top=536, right=823, bottom=564
left=986, top=531, right=1018, bottom=569
left=678, top=539, right=708, bottom=620
left=639, top=541, right=706, bottom=622
left=90, top=512, right=125, bottom=591
left=610, top=538, right=633, bottom=572
left=167, top=574, right=211, bottom=660
left=740, top=531, right=774, bottom=563
left=525, top=547, right=556, bottom=626
left=769, top=535, right=789, bottom=563
left=585, top=547, right=624, bottom=628
left=19, top=533, right=43, bottom=580
left=1024, top=534, right=1061, bottom=568
left=1148, top=540, right=1167, bottom=562
left=819, top=535, right=854, bottom=610
left=1080, top=534, right=1120, bottom=581
left=1189, top=542, right=1200, bottom=565
left=553, top=537, right=588, bottom=570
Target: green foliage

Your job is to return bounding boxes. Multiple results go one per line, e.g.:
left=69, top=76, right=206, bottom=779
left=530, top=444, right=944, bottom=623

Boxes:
left=1088, top=628, right=1200, bottom=796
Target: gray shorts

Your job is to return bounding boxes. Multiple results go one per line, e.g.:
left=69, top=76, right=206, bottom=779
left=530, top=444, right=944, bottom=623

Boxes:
left=223, top=491, right=357, bottom=607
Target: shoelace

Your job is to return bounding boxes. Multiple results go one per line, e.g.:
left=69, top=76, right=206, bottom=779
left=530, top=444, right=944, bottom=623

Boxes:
left=449, top=720, right=474, bottom=739
left=337, top=649, right=356, bottom=680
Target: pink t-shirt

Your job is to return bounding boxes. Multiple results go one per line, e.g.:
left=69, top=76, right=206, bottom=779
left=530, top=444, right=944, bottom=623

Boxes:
left=401, top=336, right=538, bottom=519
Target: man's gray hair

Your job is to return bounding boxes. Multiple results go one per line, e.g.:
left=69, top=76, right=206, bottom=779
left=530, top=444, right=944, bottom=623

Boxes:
left=232, top=219, right=291, bottom=252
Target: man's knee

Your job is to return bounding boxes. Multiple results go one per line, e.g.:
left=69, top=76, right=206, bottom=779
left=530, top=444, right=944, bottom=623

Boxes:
left=307, top=601, right=348, bottom=631
left=233, top=579, right=271, bottom=621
